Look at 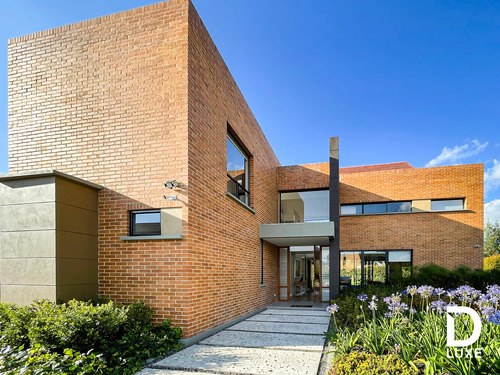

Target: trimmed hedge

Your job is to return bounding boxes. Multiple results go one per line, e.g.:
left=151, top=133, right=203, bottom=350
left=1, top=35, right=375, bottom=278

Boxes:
left=390, top=263, right=500, bottom=290
left=0, top=299, right=182, bottom=374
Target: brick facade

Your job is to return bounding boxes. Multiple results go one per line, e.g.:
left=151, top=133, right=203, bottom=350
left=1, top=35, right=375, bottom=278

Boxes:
left=278, top=163, right=484, bottom=270
left=8, top=0, right=279, bottom=338
left=6, top=0, right=484, bottom=339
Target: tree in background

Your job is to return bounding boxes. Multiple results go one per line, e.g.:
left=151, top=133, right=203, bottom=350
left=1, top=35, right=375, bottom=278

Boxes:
left=484, top=220, right=500, bottom=257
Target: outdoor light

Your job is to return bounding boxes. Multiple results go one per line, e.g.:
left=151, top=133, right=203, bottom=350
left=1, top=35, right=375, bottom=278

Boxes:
left=163, top=195, right=177, bottom=200
left=164, top=180, right=179, bottom=189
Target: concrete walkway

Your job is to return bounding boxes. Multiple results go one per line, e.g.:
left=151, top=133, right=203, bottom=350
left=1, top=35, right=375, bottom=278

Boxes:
left=139, top=306, right=331, bottom=375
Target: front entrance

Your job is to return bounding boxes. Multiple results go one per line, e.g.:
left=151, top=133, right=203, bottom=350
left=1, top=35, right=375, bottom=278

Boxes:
left=279, top=245, right=330, bottom=303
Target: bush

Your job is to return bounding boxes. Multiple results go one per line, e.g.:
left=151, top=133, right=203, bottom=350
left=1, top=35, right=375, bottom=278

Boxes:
left=390, top=263, right=500, bottom=290
left=484, top=254, right=500, bottom=271
left=329, top=352, right=417, bottom=375
left=0, top=345, right=108, bottom=374
left=28, top=300, right=127, bottom=353
left=0, top=299, right=182, bottom=374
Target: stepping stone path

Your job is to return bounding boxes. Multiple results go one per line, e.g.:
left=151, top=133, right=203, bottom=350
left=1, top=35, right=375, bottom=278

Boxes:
left=138, top=306, right=331, bottom=375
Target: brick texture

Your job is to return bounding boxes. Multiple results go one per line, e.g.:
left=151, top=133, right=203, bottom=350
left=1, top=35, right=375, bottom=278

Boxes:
left=8, top=0, right=280, bottom=338
left=278, top=163, right=484, bottom=270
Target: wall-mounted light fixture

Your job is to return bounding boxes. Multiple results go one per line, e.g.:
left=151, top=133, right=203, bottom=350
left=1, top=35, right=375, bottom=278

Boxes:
left=163, top=195, right=177, bottom=200
left=164, top=180, right=179, bottom=189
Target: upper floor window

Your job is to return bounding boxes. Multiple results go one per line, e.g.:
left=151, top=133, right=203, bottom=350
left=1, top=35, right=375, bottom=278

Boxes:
left=280, top=190, right=329, bottom=223
left=130, top=210, right=161, bottom=236
left=341, top=201, right=412, bottom=216
left=227, top=134, right=250, bottom=205
left=431, top=199, right=464, bottom=211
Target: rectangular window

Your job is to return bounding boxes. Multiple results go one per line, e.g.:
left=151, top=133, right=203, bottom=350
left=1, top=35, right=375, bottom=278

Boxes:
left=387, top=201, right=411, bottom=213
left=340, top=204, right=362, bottom=215
left=130, top=210, right=161, bottom=236
left=227, top=134, right=250, bottom=205
left=340, top=250, right=412, bottom=287
left=280, top=190, right=329, bottom=223
left=431, top=199, right=464, bottom=211
left=341, top=201, right=411, bottom=215
left=363, top=203, right=386, bottom=214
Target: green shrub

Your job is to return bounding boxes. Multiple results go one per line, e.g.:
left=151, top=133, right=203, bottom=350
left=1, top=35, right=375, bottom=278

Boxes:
left=484, top=254, right=500, bottom=271
left=0, top=345, right=108, bottom=374
left=0, top=304, right=34, bottom=347
left=28, top=300, right=127, bottom=353
left=124, top=301, right=153, bottom=334
left=390, top=263, right=500, bottom=289
left=0, top=299, right=182, bottom=374
left=329, top=352, right=417, bottom=375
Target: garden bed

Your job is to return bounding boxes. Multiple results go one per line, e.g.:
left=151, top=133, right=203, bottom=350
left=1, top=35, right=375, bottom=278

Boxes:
left=0, top=298, right=182, bottom=374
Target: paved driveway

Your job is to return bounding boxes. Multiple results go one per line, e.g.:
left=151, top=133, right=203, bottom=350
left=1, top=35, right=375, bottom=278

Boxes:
left=138, top=306, right=331, bottom=375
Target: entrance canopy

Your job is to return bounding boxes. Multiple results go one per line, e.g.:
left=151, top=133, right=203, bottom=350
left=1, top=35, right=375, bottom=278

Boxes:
left=259, top=222, right=335, bottom=246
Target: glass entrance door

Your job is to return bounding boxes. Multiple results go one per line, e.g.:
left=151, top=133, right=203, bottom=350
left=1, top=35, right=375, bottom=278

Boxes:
left=363, top=251, right=386, bottom=285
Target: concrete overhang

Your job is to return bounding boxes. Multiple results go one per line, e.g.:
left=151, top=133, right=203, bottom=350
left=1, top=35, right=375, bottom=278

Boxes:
left=260, top=221, right=335, bottom=246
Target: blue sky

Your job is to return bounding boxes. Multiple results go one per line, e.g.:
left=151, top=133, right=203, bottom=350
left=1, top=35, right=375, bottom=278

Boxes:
left=0, top=0, right=499, bottom=222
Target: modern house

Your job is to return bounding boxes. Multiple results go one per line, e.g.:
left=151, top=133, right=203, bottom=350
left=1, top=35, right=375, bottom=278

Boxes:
left=0, top=0, right=483, bottom=340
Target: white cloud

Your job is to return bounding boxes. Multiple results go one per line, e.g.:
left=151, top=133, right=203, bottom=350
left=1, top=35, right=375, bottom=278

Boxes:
left=425, top=139, right=488, bottom=167
left=485, top=159, right=500, bottom=196
left=485, top=199, right=500, bottom=224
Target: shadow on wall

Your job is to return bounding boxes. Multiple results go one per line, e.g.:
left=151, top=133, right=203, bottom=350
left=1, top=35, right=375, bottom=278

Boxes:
left=339, top=183, right=483, bottom=271
left=275, top=165, right=482, bottom=271
left=97, top=186, right=191, bottom=323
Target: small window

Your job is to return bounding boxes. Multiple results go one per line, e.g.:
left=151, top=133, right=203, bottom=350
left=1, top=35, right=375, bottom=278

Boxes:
left=130, top=210, right=161, bottom=236
left=341, top=204, right=362, bottom=215
left=387, top=202, right=411, bottom=213
left=431, top=199, right=464, bottom=211
left=363, top=203, right=387, bottom=214
left=227, top=134, right=250, bottom=205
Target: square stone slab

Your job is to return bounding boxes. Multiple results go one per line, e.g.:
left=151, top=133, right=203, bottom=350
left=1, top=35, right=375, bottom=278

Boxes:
left=263, top=308, right=330, bottom=317
left=248, top=312, right=330, bottom=324
left=199, top=330, right=326, bottom=352
left=227, top=320, right=328, bottom=335
left=153, top=345, right=322, bottom=375
left=137, top=369, right=220, bottom=375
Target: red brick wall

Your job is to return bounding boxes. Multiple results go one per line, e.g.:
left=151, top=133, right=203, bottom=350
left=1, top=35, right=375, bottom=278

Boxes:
left=8, top=1, right=195, bottom=331
left=8, top=0, right=280, bottom=338
left=340, top=164, right=484, bottom=270
left=184, top=2, right=280, bottom=336
left=278, top=163, right=484, bottom=270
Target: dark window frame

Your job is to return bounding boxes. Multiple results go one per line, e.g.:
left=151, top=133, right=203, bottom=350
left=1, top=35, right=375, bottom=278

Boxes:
left=227, top=134, right=250, bottom=206
left=340, top=249, right=413, bottom=286
left=130, top=209, right=161, bottom=236
left=341, top=201, right=412, bottom=216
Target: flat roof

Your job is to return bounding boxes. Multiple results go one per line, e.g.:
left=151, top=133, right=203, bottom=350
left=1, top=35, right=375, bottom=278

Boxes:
left=0, top=170, right=103, bottom=190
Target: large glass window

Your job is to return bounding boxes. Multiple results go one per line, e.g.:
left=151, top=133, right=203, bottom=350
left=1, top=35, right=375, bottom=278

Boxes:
left=227, top=135, right=250, bottom=205
left=340, top=250, right=412, bottom=287
left=280, top=190, right=329, bottom=223
left=431, top=199, right=464, bottom=211
left=340, top=251, right=362, bottom=288
left=341, top=201, right=411, bottom=215
left=130, top=210, right=161, bottom=236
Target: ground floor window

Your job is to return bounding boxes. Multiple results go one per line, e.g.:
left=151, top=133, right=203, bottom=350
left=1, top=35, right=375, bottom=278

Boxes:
left=340, top=250, right=412, bottom=288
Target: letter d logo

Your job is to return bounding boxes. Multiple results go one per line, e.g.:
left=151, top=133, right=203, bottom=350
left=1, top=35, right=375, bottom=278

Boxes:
left=446, top=306, right=482, bottom=347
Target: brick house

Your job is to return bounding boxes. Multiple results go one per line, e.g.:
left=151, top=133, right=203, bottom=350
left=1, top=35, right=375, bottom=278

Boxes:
left=0, top=0, right=483, bottom=340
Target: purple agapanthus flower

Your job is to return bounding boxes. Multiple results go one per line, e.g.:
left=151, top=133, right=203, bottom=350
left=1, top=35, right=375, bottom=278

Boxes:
left=326, top=304, right=339, bottom=315
left=489, top=311, right=500, bottom=325
left=357, top=294, right=368, bottom=302
left=430, top=300, right=447, bottom=314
